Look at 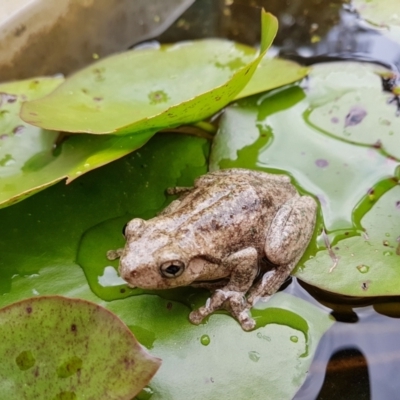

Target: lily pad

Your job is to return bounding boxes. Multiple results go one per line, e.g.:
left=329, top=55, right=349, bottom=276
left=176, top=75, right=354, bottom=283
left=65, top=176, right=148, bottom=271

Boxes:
left=108, top=292, right=333, bottom=400
left=297, top=185, right=400, bottom=296
left=210, top=62, right=399, bottom=232
left=210, top=61, right=400, bottom=296
left=353, top=0, right=400, bottom=43
left=0, top=296, right=161, bottom=400
left=0, top=78, right=158, bottom=209
left=0, top=132, right=333, bottom=400
left=235, top=57, right=310, bottom=100
left=21, top=11, right=278, bottom=135
left=307, top=62, right=400, bottom=159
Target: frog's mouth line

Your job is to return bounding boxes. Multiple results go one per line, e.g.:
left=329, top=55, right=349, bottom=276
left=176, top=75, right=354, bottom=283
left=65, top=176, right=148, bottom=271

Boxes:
left=191, top=278, right=229, bottom=289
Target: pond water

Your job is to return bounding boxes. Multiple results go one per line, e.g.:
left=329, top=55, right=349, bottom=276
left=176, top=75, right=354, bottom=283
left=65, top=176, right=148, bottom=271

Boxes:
left=156, top=1, right=400, bottom=399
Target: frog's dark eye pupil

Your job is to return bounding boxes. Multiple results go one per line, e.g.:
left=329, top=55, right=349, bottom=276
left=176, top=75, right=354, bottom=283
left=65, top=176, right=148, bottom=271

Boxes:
left=122, top=223, right=128, bottom=237
left=166, top=265, right=180, bottom=275
left=160, top=260, right=185, bottom=278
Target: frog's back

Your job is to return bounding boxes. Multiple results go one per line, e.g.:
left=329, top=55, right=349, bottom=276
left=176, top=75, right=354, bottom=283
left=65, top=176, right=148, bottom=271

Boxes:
left=168, top=169, right=298, bottom=256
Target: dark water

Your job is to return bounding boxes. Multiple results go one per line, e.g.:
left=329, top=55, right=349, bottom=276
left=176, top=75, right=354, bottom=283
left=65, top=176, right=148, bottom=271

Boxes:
left=153, top=1, right=400, bottom=399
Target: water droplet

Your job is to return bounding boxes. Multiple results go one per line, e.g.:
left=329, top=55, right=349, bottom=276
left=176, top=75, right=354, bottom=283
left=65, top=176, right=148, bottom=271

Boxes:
left=75, top=171, right=82, bottom=175
left=200, top=335, right=210, bottom=346
left=385, top=233, right=391, bottom=237
left=357, top=264, right=370, bottom=273
left=290, top=335, right=299, bottom=343
left=256, top=331, right=271, bottom=341
left=248, top=351, right=260, bottom=362
left=383, top=240, right=390, bottom=246
left=83, top=163, right=90, bottom=168
left=384, top=251, right=393, bottom=256
left=16, top=350, right=36, bottom=370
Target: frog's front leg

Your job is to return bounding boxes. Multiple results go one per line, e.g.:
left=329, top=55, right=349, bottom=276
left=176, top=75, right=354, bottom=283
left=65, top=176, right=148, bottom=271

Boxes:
left=189, top=247, right=258, bottom=331
left=247, top=195, right=317, bottom=305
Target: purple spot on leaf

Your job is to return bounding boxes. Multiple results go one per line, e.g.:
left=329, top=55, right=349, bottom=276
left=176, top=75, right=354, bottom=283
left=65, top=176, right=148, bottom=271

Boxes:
left=13, top=125, right=25, bottom=135
left=344, top=106, right=367, bottom=127
left=396, top=201, right=400, bottom=210
left=331, top=117, right=339, bottom=124
left=315, top=159, right=329, bottom=168
left=26, top=307, right=32, bottom=314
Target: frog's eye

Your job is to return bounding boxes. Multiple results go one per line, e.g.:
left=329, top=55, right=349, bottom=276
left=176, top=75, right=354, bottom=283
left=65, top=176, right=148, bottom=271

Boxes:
left=122, top=223, right=128, bottom=237
left=160, top=260, right=185, bottom=278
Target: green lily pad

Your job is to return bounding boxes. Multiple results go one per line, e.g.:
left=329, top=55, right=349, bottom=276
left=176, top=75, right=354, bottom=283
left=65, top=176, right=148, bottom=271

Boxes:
left=210, top=61, right=400, bottom=296
left=0, top=296, right=161, bottom=399
left=211, top=63, right=399, bottom=232
left=235, top=57, right=310, bottom=100
left=0, top=78, right=158, bottom=209
left=0, top=132, right=333, bottom=400
left=113, top=292, right=333, bottom=400
left=307, top=62, right=400, bottom=159
left=297, top=185, right=400, bottom=296
left=21, top=11, right=278, bottom=135
left=353, top=0, right=400, bottom=43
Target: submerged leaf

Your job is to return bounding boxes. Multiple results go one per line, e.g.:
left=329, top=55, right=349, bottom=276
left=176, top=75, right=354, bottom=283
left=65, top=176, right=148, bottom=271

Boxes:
left=0, top=296, right=161, bottom=399
left=21, top=12, right=278, bottom=135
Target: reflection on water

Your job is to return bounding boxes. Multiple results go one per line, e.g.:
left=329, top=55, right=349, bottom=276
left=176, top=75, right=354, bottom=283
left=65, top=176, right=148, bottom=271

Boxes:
left=285, top=278, right=400, bottom=399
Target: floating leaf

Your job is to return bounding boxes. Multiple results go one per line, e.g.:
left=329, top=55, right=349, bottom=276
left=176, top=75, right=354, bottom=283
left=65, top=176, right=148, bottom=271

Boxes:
left=306, top=62, right=400, bottom=159
left=297, top=185, right=400, bottom=296
left=210, top=61, right=400, bottom=297
left=235, top=57, right=310, bottom=100
left=0, top=78, right=156, bottom=209
left=109, top=292, right=333, bottom=400
left=21, top=12, right=278, bottom=135
left=353, top=0, right=400, bottom=43
left=0, top=296, right=161, bottom=399
left=0, top=132, right=333, bottom=400
left=211, top=62, right=399, bottom=232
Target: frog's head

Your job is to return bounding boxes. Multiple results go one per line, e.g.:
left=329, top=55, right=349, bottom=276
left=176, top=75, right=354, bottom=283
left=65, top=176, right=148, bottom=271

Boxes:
left=118, top=217, right=198, bottom=289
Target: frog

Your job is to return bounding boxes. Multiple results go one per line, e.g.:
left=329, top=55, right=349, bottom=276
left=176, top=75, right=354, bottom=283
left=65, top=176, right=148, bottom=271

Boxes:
left=107, top=168, right=317, bottom=331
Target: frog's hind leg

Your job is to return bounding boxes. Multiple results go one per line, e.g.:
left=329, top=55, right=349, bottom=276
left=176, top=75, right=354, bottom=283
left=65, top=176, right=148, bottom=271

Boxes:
left=189, top=247, right=258, bottom=331
left=246, top=261, right=296, bottom=306
left=247, top=195, right=317, bottom=305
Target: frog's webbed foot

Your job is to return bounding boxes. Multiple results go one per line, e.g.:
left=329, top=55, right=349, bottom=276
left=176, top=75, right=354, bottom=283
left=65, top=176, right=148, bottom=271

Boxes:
left=189, top=290, right=255, bottom=331
left=189, top=247, right=258, bottom=331
left=106, top=248, right=123, bottom=260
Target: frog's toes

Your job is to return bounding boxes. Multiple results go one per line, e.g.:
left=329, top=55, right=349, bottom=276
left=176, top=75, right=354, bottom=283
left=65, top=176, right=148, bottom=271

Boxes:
left=106, top=248, right=123, bottom=260
left=189, top=308, right=208, bottom=325
left=235, top=309, right=256, bottom=331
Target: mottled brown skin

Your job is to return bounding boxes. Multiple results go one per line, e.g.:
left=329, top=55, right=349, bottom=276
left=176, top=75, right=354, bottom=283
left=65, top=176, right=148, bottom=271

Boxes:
left=108, top=168, right=317, bottom=331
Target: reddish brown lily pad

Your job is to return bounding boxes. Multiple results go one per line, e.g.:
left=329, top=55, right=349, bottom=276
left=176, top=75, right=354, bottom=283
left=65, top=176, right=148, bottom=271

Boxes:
left=0, top=296, right=161, bottom=399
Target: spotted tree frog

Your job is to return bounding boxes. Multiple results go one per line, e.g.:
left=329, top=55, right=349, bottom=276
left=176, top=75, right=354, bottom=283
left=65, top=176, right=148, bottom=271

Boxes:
left=107, top=168, right=317, bottom=330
